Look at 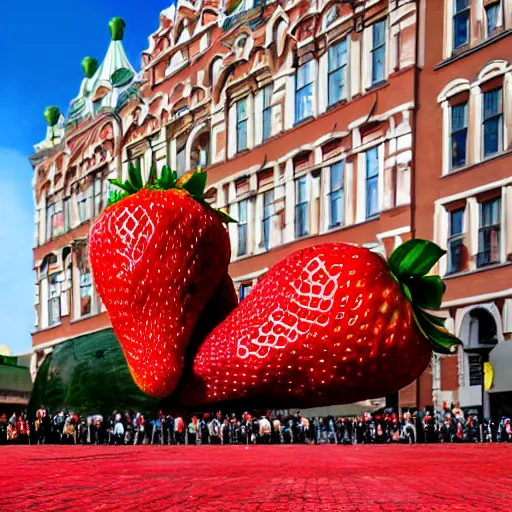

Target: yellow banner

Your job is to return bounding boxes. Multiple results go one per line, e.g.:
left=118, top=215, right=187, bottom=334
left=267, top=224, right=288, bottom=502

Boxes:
left=484, top=361, right=494, bottom=392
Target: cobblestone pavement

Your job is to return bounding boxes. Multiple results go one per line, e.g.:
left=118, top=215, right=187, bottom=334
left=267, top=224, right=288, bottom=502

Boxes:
left=3, top=444, right=511, bottom=511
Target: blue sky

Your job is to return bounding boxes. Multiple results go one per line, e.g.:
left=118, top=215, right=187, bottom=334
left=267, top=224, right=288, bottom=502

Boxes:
left=0, top=1, right=172, bottom=354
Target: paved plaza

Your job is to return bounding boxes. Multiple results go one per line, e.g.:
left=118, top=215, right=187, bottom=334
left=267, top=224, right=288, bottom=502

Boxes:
left=3, top=444, right=511, bottom=511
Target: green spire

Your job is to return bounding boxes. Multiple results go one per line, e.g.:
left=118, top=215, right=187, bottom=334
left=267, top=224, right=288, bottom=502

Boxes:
left=109, top=17, right=126, bottom=41
left=43, top=106, right=60, bottom=127
left=82, top=57, right=99, bottom=78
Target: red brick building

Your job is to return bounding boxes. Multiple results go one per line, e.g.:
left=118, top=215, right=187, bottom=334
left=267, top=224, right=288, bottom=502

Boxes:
left=29, top=0, right=512, bottom=415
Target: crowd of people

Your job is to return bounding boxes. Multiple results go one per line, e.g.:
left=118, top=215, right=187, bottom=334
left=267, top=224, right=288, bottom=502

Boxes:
left=1, top=402, right=511, bottom=446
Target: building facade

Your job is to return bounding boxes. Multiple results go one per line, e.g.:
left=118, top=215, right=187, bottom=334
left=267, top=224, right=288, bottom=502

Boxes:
left=29, top=0, right=512, bottom=415
left=415, top=0, right=512, bottom=418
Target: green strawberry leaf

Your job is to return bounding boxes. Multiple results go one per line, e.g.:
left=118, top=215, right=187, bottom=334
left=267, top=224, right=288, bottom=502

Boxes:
left=414, top=309, right=461, bottom=355
left=148, top=163, right=157, bottom=185
left=159, top=166, right=171, bottom=189
left=421, top=310, right=447, bottom=328
left=406, top=275, right=446, bottom=310
left=214, top=208, right=238, bottom=224
left=128, top=163, right=143, bottom=190
left=180, top=170, right=207, bottom=200
left=388, top=239, right=446, bottom=278
left=108, top=178, right=136, bottom=194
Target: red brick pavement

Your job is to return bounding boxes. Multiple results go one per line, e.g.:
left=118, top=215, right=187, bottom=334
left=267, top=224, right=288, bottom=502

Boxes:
left=2, top=444, right=511, bottom=511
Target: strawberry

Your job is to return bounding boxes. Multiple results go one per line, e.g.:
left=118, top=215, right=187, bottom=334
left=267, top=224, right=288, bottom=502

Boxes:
left=179, top=240, right=461, bottom=408
left=89, top=165, right=233, bottom=398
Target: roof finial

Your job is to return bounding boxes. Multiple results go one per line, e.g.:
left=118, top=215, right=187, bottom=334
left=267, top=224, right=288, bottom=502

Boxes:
left=44, top=106, right=60, bottom=127
left=82, top=57, right=99, bottom=78
left=109, top=17, right=126, bottom=41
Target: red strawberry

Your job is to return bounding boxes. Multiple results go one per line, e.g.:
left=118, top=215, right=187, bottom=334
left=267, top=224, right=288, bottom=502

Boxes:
left=178, top=240, right=460, bottom=408
left=89, top=165, right=233, bottom=398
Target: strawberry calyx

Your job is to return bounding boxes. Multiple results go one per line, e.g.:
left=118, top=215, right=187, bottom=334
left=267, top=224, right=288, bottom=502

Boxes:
left=107, top=163, right=236, bottom=223
left=386, top=239, right=462, bottom=355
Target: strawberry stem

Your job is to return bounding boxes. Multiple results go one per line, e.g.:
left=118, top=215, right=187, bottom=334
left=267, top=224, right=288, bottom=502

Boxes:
left=386, top=239, right=462, bottom=355
left=107, top=164, right=237, bottom=224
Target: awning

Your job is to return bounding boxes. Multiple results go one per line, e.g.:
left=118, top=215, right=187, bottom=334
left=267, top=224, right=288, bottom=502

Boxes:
left=298, top=398, right=386, bottom=418
left=487, top=342, right=512, bottom=393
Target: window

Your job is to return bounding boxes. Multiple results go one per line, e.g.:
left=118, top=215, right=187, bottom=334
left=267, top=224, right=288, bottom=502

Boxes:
left=239, top=282, right=252, bottom=301
left=52, top=201, right=64, bottom=238
left=478, top=198, right=501, bottom=267
left=80, top=269, right=92, bottom=317
left=48, top=274, right=60, bottom=327
left=93, top=176, right=103, bottom=217
left=328, top=39, right=348, bottom=106
left=453, top=0, right=470, bottom=49
left=262, top=190, right=274, bottom=250
left=371, top=21, right=386, bottom=85
left=262, top=85, right=273, bottom=141
left=468, top=354, right=483, bottom=386
left=366, top=148, right=379, bottom=219
left=448, top=208, right=465, bottom=273
left=46, top=202, right=54, bottom=242
left=236, top=98, right=248, bottom=152
left=483, top=88, right=503, bottom=157
left=295, top=60, right=314, bottom=123
left=486, top=2, right=502, bottom=37
left=451, top=102, right=468, bottom=169
left=329, top=162, right=344, bottom=228
left=237, top=199, right=248, bottom=257
left=77, top=192, right=89, bottom=224
left=295, top=177, right=308, bottom=238
left=177, top=146, right=186, bottom=177
left=64, top=198, right=71, bottom=232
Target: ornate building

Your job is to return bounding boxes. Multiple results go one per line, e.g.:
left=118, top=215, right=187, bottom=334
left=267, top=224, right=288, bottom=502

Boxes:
left=29, top=0, right=512, bottom=416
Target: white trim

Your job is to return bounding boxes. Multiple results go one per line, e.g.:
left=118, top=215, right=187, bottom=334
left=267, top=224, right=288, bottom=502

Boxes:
left=437, top=79, right=471, bottom=103
left=232, top=268, right=269, bottom=283
left=376, top=226, right=411, bottom=240
left=442, top=288, right=512, bottom=308
left=435, top=176, right=512, bottom=206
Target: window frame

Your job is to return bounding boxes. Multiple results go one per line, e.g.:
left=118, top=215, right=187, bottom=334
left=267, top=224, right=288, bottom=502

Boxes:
left=295, top=60, right=314, bottom=124
left=328, top=39, right=348, bottom=106
left=447, top=207, right=465, bottom=274
left=79, top=268, right=93, bottom=317
left=238, top=282, right=252, bottom=301
left=295, top=176, right=309, bottom=238
left=328, top=161, right=345, bottom=228
left=261, top=189, right=274, bottom=250
left=371, top=20, right=386, bottom=86
left=477, top=197, right=501, bottom=268
left=236, top=97, right=249, bottom=153
left=46, top=201, right=55, bottom=242
left=237, top=199, right=248, bottom=257
left=262, top=85, right=273, bottom=141
left=450, top=102, right=468, bottom=169
left=486, top=2, right=502, bottom=38
left=365, top=148, right=379, bottom=219
left=453, top=0, right=470, bottom=50
left=482, top=87, right=503, bottom=158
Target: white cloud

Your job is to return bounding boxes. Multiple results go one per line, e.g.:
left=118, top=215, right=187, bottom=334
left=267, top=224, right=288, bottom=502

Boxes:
left=0, top=147, right=35, bottom=355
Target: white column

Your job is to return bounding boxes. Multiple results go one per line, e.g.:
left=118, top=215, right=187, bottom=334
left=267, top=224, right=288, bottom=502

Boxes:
left=377, top=144, right=385, bottom=213
left=254, top=89, right=263, bottom=146
left=345, top=161, right=354, bottom=226
left=362, top=26, right=373, bottom=91
left=247, top=94, right=255, bottom=150
left=355, top=152, right=366, bottom=223
left=350, top=35, right=361, bottom=98
left=322, top=166, right=330, bottom=233
left=467, top=197, right=479, bottom=271
left=471, top=85, right=483, bottom=164
left=254, top=193, right=263, bottom=253
left=284, top=159, right=295, bottom=243
left=443, top=0, right=454, bottom=60
left=40, top=277, right=49, bottom=329
left=435, top=204, right=449, bottom=276
left=227, top=104, right=237, bottom=159
left=441, top=102, right=450, bottom=176
left=38, top=196, right=46, bottom=246
left=247, top=196, right=255, bottom=255
left=506, top=185, right=512, bottom=258
left=311, top=59, right=318, bottom=118
left=501, top=186, right=508, bottom=264
left=228, top=182, right=238, bottom=259
left=72, top=262, right=81, bottom=320
left=318, top=51, right=328, bottom=115
left=311, top=173, right=320, bottom=235
left=284, top=73, right=295, bottom=130
left=504, top=71, right=512, bottom=151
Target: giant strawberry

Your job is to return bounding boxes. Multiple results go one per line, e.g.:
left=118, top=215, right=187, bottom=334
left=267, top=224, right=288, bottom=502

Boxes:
left=178, top=240, right=460, bottom=408
left=89, top=165, right=232, bottom=398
